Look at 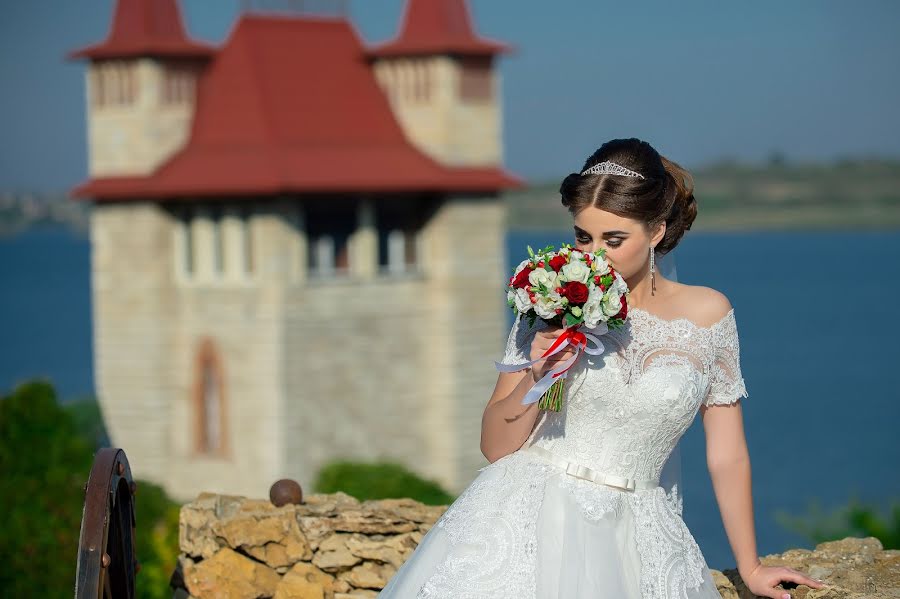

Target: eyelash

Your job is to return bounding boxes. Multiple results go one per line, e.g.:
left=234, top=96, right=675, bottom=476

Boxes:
left=577, top=235, right=621, bottom=247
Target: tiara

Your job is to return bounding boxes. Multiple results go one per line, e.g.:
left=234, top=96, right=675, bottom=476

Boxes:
left=580, top=161, right=645, bottom=179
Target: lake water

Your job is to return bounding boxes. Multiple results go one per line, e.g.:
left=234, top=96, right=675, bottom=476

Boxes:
left=1, top=225, right=898, bottom=568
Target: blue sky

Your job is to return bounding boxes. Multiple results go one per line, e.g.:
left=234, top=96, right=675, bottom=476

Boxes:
left=1, top=0, right=899, bottom=191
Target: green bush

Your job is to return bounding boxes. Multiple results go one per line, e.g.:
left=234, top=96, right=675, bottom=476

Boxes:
left=776, top=496, right=900, bottom=550
left=64, top=396, right=111, bottom=450
left=0, top=380, right=94, bottom=598
left=132, top=479, right=181, bottom=599
left=0, top=380, right=181, bottom=599
left=313, top=459, right=457, bottom=506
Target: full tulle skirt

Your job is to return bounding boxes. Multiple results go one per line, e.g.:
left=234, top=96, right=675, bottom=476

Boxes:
left=377, top=448, right=722, bottom=599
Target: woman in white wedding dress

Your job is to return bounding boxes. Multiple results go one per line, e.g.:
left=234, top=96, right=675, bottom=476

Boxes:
left=377, top=138, right=824, bottom=599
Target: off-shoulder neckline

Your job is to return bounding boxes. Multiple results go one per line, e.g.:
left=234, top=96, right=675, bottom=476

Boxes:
left=627, top=306, right=735, bottom=332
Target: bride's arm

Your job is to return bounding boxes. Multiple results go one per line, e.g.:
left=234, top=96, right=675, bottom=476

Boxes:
left=481, top=327, right=575, bottom=463
left=701, top=402, right=760, bottom=576
left=701, top=402, right=824, bottom=598
left=480, top=371, right=541, bottom=463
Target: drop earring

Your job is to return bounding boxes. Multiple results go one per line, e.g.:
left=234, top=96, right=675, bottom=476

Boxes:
left=649, top=246, right=656, bottom=295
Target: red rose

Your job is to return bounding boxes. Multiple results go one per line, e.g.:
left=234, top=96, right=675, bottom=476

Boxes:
left=511, top=266, right=533, bottom=289
left=561, top=281, right=589, bottom=304
left=549, top=255, right=567, bottom=272
left=615, top=298, right=628, bottom=319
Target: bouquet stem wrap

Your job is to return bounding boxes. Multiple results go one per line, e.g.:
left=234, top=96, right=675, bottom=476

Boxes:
left=495, top=322, right=607, bottom=411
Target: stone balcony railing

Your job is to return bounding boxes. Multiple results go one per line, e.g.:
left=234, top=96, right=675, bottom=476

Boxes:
left=170, top=491, right=899, bottom=599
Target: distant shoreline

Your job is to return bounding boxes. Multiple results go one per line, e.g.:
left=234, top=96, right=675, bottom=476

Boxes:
left=3, top=159, right=899, bottom=238
left=505, top=159, right=900, bottom=232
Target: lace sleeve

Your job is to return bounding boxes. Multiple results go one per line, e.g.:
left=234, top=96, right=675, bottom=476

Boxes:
left=704, top=308, right=749, bottom=406
left=499, top=312, right=544, bottom=367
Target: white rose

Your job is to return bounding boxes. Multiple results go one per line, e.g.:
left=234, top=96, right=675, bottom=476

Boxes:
left=534, top=290, right=564, bottom=320
left=513, top=258, right=532, bottom=275
left=528, top=267, right=558, bottom=290
left=582, top=286, right=606, bottom=328
left=592, top=257, right=611, bottom=275
left=612, top=275, right=628, bottom=294
left=513, top=287, right=533, bottom=312
left=560, top=260, right=591, bottom=284
left=569, top=250, right=584, bottom=261
left=602, top=291, right=623, bottom=317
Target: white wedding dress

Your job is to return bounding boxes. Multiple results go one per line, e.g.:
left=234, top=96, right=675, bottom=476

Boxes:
left=377, top=304, right=749, bottom=599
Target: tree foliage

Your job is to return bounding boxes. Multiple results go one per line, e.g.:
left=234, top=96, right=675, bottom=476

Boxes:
left=314, top=459, right=456, bottom=506
left=776, top=497, right=900, bottom=550
left=0, top=380, right=181, bottom=598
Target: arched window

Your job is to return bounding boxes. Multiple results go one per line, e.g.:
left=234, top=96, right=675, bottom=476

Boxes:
left=192, top=338, right=228, bottom=456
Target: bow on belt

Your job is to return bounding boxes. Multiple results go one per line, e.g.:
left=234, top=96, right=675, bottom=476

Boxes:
left=523, top=445, right=659, bottom=492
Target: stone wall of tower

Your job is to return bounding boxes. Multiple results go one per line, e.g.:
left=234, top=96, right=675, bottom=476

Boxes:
left=92, top=200, right=293, bottom=503
left=85, top=58, right=196, bottom=177
left=280, top=196, right=507, bottom=494
left=94, top=194, right=507, bottom=501
left=422, top=196, right=507, bottom=488
left=91, top=203, right=178, bottom=490
left=163, top=201, right=296, bottom=502
left=373, top=56, right=503, bottom=168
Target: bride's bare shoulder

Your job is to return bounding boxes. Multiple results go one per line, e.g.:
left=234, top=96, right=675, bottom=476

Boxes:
left=670, top=283, right=733, bottom=328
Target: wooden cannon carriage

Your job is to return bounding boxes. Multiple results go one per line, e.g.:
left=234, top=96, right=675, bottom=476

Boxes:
left=74, top=448, right=139, bottom=599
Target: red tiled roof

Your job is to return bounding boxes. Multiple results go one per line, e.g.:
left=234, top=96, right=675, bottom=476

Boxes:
left=69, top=0, right=215, bottom=59
left=72, top=15, right=521, bottom=200
left=369, top=0, right=511, bottom=57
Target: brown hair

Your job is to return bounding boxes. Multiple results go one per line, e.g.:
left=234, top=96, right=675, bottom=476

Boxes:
left=559, top=138, right=697, bottom=256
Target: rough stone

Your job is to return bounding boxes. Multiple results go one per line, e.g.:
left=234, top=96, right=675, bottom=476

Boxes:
left=312, top=533, right=363, bottom=572
left=183, top=547, right=280, bottom=599
left=273, top=562, right=336, bottom=599
left=337, top=561, right=397, bottom=590
left=722, top=537, right=898, bottom=599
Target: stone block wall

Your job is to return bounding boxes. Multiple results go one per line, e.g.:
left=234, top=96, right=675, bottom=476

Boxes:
left=172, top=491, right=445, bottom=598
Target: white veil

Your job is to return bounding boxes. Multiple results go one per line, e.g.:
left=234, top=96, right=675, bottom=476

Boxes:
left=654, top=247, right=684, bottom=511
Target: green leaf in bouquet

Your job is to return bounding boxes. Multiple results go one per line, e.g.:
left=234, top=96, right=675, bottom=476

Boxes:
left=527, top=245, right=535, bottom=258
left=564, top=312, right=580, bottom=328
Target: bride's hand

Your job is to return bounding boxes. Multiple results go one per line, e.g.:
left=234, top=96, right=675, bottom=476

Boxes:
left=530, top=325, right=577, bottom=384
left=741, top=562, right=825, bottom=599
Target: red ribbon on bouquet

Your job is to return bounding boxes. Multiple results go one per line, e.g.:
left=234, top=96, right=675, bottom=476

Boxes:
left=495, top=321, right=608, bottom=407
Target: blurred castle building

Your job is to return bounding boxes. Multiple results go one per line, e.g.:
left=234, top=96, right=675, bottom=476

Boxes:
left=69, top=0, right=520, bottom=502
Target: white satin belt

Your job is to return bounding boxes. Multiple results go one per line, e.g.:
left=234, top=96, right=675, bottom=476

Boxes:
left=522, top=444, right=659, bottom=492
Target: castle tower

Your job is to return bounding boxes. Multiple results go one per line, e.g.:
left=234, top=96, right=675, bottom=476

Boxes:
left=70, top=1, right=521, bottom=502
left=69, top=0, right=214, bottom=176
left=369, top=0, right=511, bottom=167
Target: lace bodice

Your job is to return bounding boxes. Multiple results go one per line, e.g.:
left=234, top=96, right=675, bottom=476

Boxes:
left=500, top=307, right=749, bottom=483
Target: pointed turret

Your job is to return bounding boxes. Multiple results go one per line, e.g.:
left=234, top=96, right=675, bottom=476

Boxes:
left=69, top=0, right=214, bottom=59
left=68, top=0, right=214, bottom=177
left=370, top=0, right=511, bottom=167
left=369, top=0, right=510, bottom=57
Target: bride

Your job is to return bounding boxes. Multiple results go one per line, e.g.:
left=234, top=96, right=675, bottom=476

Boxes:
left=377, top=138, right=825, bottom=599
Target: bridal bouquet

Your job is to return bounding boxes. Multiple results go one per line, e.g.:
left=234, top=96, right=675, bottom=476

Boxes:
left=495, top=243, right=630, bottom=411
